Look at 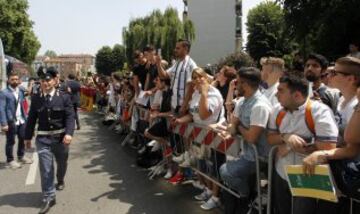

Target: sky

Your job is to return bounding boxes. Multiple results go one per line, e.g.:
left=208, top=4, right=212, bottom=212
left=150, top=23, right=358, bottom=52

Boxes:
left=27, top=0, right=263, bottom=56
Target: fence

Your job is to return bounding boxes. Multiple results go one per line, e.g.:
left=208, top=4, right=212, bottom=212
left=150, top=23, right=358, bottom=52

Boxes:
left=116, top=105, right=359, bottom=214
left=80, top=86, right=96, bottom=111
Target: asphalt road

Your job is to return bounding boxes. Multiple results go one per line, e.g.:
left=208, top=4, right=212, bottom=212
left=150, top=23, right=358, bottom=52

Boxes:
left=0, top=112, right=222, bottom=214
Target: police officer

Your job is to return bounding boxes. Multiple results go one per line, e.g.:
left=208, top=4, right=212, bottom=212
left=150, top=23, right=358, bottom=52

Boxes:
left=65, top=74, right=81, bottom=130
left=24, top=67, right=75, bottom=214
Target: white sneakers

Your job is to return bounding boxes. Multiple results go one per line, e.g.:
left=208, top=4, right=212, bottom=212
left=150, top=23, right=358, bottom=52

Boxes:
left=200, top=196, right=220, bottom=210
left=173, top=151, right=192, bottom=167
left=18, top=156, right=33, bottom=164
left=8, top=156, right=33, bottom=169
left=8, top=160, right=21, bottom=169
left=172, top=152, right=185, bottom=163
left=149, top=141, right=161, bottom=152
left=192, top=180, right=205, bottom=190
left=194, top=189, right=211, bottom=201
left=194, top=188, right=220, bottom=211
left=164, top=168, right=173, bottom=179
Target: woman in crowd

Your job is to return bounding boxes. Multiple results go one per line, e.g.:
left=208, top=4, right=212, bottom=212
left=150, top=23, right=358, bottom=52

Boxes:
left=144, top=76, right=173, bottom=178
left=173, top=67, right=225, bottom=210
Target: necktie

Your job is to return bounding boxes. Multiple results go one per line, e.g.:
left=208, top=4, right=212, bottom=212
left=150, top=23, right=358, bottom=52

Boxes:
left=45, top=94, right=51, bottom=106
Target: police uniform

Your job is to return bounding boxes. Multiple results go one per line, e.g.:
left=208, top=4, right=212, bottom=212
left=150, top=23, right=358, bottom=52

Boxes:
left=25, top=68, right=75, bottom=214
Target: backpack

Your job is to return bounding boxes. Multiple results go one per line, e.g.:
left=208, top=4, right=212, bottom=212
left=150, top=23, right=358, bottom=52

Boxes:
left=275, top=99, right=315, bottom=135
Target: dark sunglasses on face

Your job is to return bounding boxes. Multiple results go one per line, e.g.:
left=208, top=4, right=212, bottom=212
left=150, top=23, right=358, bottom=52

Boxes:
left=329, top=69, right=351, bottom=76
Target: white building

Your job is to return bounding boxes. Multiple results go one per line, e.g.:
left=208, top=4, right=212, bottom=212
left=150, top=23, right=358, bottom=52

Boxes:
left=184, top=0, right=241, bottom=66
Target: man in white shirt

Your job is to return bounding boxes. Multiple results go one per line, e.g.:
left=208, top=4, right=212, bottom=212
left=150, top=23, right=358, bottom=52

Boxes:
left=0, top=71, right=32, bottom=169
left=260, top=56, right=284, bottom=106
left=219, top=67, right=272, bottom=213
left=156, top=39, right=197, bottom=116
left=267, top=74, right=339, bottom=214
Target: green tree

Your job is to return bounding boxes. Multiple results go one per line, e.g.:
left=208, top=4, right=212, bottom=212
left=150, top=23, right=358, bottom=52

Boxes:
left=246, top=1, right=295, bottom=62
left=217, top=52, right=254, bottom=71
left=112, top=44, right=126, bottom=72
left=95, top=46, right=113, bottom=76
left=95, top=44, right=126, bottom=75
left=0, top=0, right=41, bottom=64
left=44, top=50, right=57, bottom=58
left=280, top=0, right=360, bottom=60
left=123, top=7, right=195, bottom=65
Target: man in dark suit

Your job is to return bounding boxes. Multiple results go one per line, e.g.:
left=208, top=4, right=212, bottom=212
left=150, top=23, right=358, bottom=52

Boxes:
left=66, top=74, right=81, bottom=130
left=0, top=71, right=32, bottom=169
left=24, top=67, right=75, bottom=214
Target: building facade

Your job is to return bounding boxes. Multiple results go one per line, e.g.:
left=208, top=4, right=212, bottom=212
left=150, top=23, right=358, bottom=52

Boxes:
left=183, top=0, right=241, bottom=66
left=34, top=54, right=95, bottom=79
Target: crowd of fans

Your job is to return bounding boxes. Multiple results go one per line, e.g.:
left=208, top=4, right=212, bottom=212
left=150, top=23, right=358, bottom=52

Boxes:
left=88, top=40, right=360, bottom=214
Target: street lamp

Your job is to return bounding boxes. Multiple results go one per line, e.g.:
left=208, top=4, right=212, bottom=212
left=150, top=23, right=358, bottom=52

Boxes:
left=235, top=0, right=242, bottom=53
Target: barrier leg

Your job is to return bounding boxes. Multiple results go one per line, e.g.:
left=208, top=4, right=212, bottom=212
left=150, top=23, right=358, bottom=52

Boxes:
left=249, top=144, right=263, bottom=214
left=266, top=146, right=278, bottom=214
left=121, top=132, right=133, bottom=147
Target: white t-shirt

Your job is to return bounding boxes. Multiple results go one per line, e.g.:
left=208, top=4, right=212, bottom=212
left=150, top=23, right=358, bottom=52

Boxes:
left=189, top=86, right=225, bottom=125
left=337, top=95, right=358, bottom=144
left=234, top=91, right=272, bottom=129
left=167, top=55, right=197, bottom=109
left=9, top=87, right=25, bottom=125
left=263, top=82, right=279, bottom=106
left=337, top=96, right=358, bottom=128
left=268, top=100, right=339, bottom=179
left=108, top=84, right=116, bottom=107
left=151, top=90, right=163, bottom=110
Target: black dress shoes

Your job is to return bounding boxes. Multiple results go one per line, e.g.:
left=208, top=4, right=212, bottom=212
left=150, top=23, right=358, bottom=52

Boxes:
left=38, top=199, right=56, bottom=214
left=56, top=182, right=65, bottom=191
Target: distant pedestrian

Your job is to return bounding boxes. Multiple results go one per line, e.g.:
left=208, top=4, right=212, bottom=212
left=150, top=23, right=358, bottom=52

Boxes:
left=0, top=71, right=32, bottom=169
left=66, top=74, right=81, bottom=130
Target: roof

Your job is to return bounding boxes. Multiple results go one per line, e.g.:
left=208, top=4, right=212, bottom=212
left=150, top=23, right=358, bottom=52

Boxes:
left=58, top=54, right=95, bottom=58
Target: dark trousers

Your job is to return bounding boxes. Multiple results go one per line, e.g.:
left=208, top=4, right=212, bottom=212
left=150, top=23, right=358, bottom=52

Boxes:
left=273, top=170, right=347, bottom=214
left=5, top=122, right=25, bottom=162
left=53, top=141, right=69, bottom=183
left=36, top=136, right=69, bottom=201
left=74, top=104, right=80, bottom=128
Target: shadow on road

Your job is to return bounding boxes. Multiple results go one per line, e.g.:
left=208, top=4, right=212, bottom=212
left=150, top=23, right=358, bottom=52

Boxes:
left=0, top=192, right=42, bottom=208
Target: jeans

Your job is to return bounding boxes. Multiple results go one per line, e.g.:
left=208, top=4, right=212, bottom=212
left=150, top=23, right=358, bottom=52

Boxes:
left=5, top=122, right=25, bottom=162
left=219, top=156, right=256, bottom=197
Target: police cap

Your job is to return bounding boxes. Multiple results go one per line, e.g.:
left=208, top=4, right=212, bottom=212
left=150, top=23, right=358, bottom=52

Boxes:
left=37, top=66, right=58, bottom=80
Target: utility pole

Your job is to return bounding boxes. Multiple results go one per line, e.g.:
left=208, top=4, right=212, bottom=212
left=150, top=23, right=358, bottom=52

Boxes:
left=183, top=0, right=188, bottom=21
left=235, top=0, right=242, bottom=53
left=0, top=38, right=7, bottom=89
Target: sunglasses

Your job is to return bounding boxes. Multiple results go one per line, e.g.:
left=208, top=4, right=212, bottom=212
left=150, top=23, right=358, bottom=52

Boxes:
left=329, top=70, right=352, bottom=76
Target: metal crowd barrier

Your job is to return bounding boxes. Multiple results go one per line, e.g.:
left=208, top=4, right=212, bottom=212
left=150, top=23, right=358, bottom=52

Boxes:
left=120, top=105, right=269, bottom=212
left=172, top=122, right=271, bottom=214
left=116, top=105, right=360, bottom=214
left=172, top=122, right=243, bottom=198
left=266, top=146, right=278, bottom=214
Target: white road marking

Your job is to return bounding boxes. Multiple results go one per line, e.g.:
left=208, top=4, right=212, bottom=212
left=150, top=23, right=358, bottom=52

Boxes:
left=25, top=152, right=38, bottom=185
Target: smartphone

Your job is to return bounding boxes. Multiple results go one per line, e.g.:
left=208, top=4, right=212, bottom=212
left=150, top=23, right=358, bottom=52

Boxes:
left=157, top=48, right=162, bottom=57
left=305, top=138, right=315, bottom=147
left=234, top=79, right=238, bottom=86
